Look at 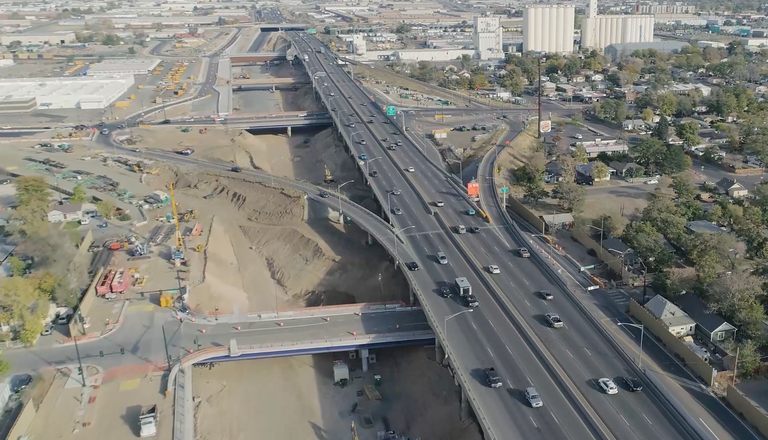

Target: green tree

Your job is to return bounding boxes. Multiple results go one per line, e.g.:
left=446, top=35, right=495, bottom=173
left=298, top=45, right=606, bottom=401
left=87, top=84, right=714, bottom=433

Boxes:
left=591, top=161, right=610, bottom=180
left=675, top=121, right=701, bottom=147
left=128, top=46, right=136, bottom=55
left=641, top=108, right=655, bottom=124
left=551, top=182, right=586, bottom=212
left=523, top=181, right=549, bottom=205
left=70, top=183, right=87, bottom=204
left=671, top=173, right=697, bottom=200
left=0, top=357, right=10, bottom=376
left=653, top=115, right=670, bottom=142
left=101, top=34, right=121, bottom=46
left=688, top=233, right=736, bottom=284
left=594, top=214, right=625, bottom=238
left=708, top=272, right=766, bottom=342
left=7, top=256, right=25, bottom=277
left=557, top=155, right=576, bottom=182
left=96, top=200, right=115, bottom=219
left=572, top=144, right=588, bottom=163
left=12, top=176, right=51, bottom=237
left=632, top=138, right=666, bottom=174
left=729, top=339, right=761, bottom=377
left=394, top=23, right=411, bottom=34
left=662, top=145, right=692, bottom=175
left=657, top=92, right=678, bottom=117
left=623, top=221, right=674, bottom=270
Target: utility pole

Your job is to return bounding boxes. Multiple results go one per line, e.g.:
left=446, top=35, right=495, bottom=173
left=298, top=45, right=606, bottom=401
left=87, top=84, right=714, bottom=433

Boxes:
left=73, top=336, right=86, bottom=388
left=537, top=53, right=542, bottom=140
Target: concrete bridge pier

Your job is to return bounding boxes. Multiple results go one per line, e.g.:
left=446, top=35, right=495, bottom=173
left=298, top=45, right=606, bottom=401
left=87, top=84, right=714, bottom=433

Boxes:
left=435, top=337, right=445, bottom=365
left=360, top=348, right=369, bottom=372
left=367, top=232, right=373, bottom=245
left=286, top=126, right=291, bottom=137
left=409, top=287, right=414, bottom=306
left=460, top=388, right=470, bottom=422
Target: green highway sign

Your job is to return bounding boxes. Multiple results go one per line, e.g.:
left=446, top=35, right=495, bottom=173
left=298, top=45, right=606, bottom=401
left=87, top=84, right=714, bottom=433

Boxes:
left=387, top=106, right=396, bottom=116
left=500, top=187, right=509, bottom=194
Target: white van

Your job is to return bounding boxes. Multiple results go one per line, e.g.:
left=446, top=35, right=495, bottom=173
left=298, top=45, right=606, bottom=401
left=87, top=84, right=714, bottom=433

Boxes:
left=456, top=225, right=466, bottom=234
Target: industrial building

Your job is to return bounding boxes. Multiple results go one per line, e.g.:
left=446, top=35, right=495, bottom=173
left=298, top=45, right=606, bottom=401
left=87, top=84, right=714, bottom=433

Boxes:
left=0, top=75, right=134, bottom=112
left=349, top=34, right=366, bottom=56
left=604, top=41, right=689, bottom=61
left=86, top=58, right=162, bottom=76
left=474, top=16, right=503, bottom=60
left=582, top=0, right=654, bottom=52
left=0, top=30, right=76, bottom=46
left=522, top=5, right=575, bottom=54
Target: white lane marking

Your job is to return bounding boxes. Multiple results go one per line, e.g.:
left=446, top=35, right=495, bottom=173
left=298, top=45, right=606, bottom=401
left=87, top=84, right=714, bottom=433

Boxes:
left=493, top=245, right=499, bottom=252
left=620, top=414, right=629, bottom=426
left=423, top=247, right=429, bottom=253
left=523, top=278, right=530, bottom=285
left=526, top=376, right=533, bottom=386
left=471, top=321, right=477, bottom=330
left=524, top=300, right=531, bottom=307
left=565, top=349, right=574, bottom=358
left=505, top=344, right=513, bottom=355
left=551, top=413, right=560, bottom=425
left=489, top=320, right=497, bottom=331
left=235, top=322, right=327, bottom=333
left=487, top=347, right=494, bottom=358
left=643, top=413, right=652, bottom=425
left=506, top=380, right=513, bottom=388
left=584, top=347, right=592, bottom=356
left=530, top=416, right=538, bottom=428
left=700, top=419, right=721, bottom=440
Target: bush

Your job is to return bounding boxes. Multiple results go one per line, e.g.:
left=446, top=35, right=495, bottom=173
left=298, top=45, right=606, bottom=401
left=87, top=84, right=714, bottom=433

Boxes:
left=117, top=213, right=132, bottom=221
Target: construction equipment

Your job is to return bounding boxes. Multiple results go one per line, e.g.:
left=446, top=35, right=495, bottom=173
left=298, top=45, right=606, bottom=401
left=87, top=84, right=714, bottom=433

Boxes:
left=324, top=164, right=335, bottom=183
left=168, top=183, right=185, bottom=263
left=160, top=292, right=174, bottom=307
left=199, top=128, right=208, bottom=134
left=134, top=276, right=147, bottom=288
left=181, top=209, right=198, bottom=222
left=194, top=244, right=203, bottom=252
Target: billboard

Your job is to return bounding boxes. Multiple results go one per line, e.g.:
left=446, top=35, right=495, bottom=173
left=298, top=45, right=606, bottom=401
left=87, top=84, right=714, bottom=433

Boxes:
left=539, top=120, right=552, bottom=133
left=467, top=182, right=479, bottom=196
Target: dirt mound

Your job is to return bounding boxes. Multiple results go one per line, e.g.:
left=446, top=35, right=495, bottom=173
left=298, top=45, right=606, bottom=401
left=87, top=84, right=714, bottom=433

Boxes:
left=288, top=128, right=359, bottom=184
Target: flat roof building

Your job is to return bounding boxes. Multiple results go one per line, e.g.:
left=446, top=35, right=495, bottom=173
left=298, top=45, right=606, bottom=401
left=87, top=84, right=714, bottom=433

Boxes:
left=86, top=58, right=161, bottom=76
left=0, top=31, right=76, bottom=46
left=0, top=75, right=134, bottom=112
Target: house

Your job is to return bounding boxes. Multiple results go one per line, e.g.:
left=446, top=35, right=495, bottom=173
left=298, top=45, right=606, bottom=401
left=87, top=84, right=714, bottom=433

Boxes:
left=46, top=202, right=97, bottom=223
left=576, top=162, right=614, bottom=182
left=675, top=293, right=737, bottom=343
left=622, top=119, right=647, bottom=131
left=685, top=220, right=723, bottom=235
left=601, top=237, right=639, bottom=266
left=589, top=73, right=605, bottom=82
left=609, top=161, right=644, bottom=178
left=570, top=140, right=629, bottom=158
left=571, top=75, right=586, bottom=83
left=745, top=83, right=768, bottom=95
left=716, top=178, right=748, bottom=198
left=644, top=295, right=696, bottom=337
left=556, top=84, right=576, bottom=95
left=540, top=81, right=556, bottom=95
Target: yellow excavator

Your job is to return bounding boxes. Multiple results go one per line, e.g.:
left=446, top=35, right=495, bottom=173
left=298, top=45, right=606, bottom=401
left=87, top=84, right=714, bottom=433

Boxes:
left=324, top=164, right=335, bottom=183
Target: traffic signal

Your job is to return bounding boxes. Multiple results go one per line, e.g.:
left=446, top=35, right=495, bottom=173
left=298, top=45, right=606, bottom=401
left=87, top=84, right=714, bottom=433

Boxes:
left=99, top=351, right=104, bottom=357
left=120, top=348, right=125, bottom=355
left=77, top=367, right=82, bottom=375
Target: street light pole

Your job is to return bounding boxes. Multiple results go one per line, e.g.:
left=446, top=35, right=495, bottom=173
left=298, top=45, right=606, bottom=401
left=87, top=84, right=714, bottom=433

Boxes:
left=444, top=309, right=474, bottom=361
left=337, top=179, right=354, bottom=221
left=393, top=225, right=415, bottom=267
left=618, top=322, right=644, bottom=368
left=73, top=336, right=86, bottom=388
left=365, top=157, right=381, bottom=180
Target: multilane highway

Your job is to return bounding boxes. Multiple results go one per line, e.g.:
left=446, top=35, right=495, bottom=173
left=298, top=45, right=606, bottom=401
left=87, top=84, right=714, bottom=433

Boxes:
left=290, top=32, right=697, bottom=440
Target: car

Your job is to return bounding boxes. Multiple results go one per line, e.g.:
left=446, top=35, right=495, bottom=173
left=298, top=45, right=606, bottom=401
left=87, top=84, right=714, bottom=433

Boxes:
left=405, top=262, right=419, bottom=271
left=160, top=119, right=171, bottom=124
left=517, top=247, right=531, bottom=258
left=117, top=124, right=126, bottom=129
left=392, top=207, right=403, bottom=215
left=369, top=170, right=379, bottom=177
left=96, top=122, right=105, bottom=127
left=455, top=225, right=466, bottom=234
left=440, top=286, right=451, bottom=298
left=435, top=200, right=445, bottom=207
left=645, top=179, right=659, bottom=185
left=525, top=387, right=543, bottom=408
left=574, top=134, right=583, bottom=139
left=230, top=166, right=242, bottom=173
left=0, top=126, right=10, bottom=130
left=98, top=222, right=108, bottom=228
left=539, top=290, right=554, bottom=300
left=469, top=226, right=480, bottom=233
left=359, top=139, right=366, bottom=145
left=623, top=377, right=643, bottom=392
left=359, top=154, right=367, bottom=160
left=545, top=313, right=564, bottom=328
left=484, top=368, right=502, bottom=388
left=331, top=107, right=337, bottom=111
left=11, top=374, right=32, bottom=393
left=57, top=313, right=72, bottom=325
left=319, top=191, right=330, bottom=198
left=131, top=148, right=140, bottom=152
left=382, top=137, right=390, bottom=142
left=367, top=119, right=374, bottom=123
left=598, top=378, right=619, bottom=395
left=100, top=128, right=109, bottom=135
left=384, top=120, right=390, bottom=124
left=464, top=294, right=479, bottom=307
left=388, top=144, right=397, bottom=150
left=488, top=265, right=500, bottom=274
left=406, top=167, right=415, bottom=173
left=466, top=208, right=476, bottom=216
left=391, top=188, right=401, bottom=195
left=41, top=324, right=54, bottom=336
left=437, top=252, right=448, bottom=265
left=349, top=123, right=355, bottom=128
left=361, top=102, right=367, bottom=106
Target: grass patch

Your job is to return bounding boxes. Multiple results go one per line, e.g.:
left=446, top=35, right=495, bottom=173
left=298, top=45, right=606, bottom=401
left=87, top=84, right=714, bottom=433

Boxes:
left=63, top=221, right=80, bottom=230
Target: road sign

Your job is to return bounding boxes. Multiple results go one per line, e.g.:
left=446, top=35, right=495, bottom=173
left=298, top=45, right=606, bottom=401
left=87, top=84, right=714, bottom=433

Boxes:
left=539, top=120, right=552, bottom=133
left=500, top=187, right=509, bottom=194
left=387, top=106, right=396, bottom=116
left=467, top=182, right=479, bottom=196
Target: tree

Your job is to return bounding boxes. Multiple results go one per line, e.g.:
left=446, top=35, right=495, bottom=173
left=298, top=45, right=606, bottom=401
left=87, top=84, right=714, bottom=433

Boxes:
left=675, top=121, right=701, bottom=147
left=0, top=357, right=10, bottom=376
left=641, top=108, right=655, bottom=124
left=662, top=145, right=691, bottom=175
left=653, top=115, right=670, bottom=142
left=514, top=152, right=546, bottom=185
left=623, top=221, right=673, bottom=270
left=523, top=181, right=549, bottom=205
left=70, top=183, right=87, bottom=204
left=657, top=92, right=678, bottom=117
left=708, top=272, right=767, bottom=341
left=128, top=46, right=136, bottom=55
left=632, top=138, right=666, bottom=174
left=557, top=155, right=576, bottom=182
left=12, top=176, right=51, bottom=237
left=688, top=233, right=736, bottom=284
left=551, top=182, right=586, bottom=212
left=96, top=200, right=115, bottom=219
left=572, top=144, right=588, bottom=163
left=671, top=174, right=697, bottom=200
left=7, top=257, right=25, bottom=277
left=729, top=339, right=761, bottom=377
left=101, top=34, right=121, bottom=46
left=595, top=214, right=625, bottom=238
left=592, top=161, right=610, bottom=180
left=394, top=23, right=411, bottom=34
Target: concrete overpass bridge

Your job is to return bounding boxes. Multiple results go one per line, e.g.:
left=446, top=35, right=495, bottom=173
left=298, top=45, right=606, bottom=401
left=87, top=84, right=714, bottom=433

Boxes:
left=258, top=23, right=311, bottom=32
left=231, top=77, right=309, bottom=86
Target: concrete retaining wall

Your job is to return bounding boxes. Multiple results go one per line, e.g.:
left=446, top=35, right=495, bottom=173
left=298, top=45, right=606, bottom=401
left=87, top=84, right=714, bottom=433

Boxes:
left=505, top=197, right=544, bottom=233
left=68, top=266, right=103, bottom=337
left=6, top=399, right=36, bottom=440
left=629, top=300, right=716, bottom=386
left=726, top=385, right=768, bottom=438
left=572, top=228, right=624, bottom=276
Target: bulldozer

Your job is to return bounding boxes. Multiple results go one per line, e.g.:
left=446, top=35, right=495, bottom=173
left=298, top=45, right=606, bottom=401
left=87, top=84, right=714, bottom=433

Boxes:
left=181, top=209, right=198, bottom=222
left=324, top=164, right=335, bottom=183
left=194, top=244, right=204, bottom=252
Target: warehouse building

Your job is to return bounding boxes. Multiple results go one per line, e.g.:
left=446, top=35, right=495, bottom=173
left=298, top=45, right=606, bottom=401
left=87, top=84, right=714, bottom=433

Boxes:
left=0, top=75, right=134, bottom=112
left=605, top=41, right=690, bottom=61
left=86, top=58, right=161, bottom=76
left=0, top=31, right=76, bottom=46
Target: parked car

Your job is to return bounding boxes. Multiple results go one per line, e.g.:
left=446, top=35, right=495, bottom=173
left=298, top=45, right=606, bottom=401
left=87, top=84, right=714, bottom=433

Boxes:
left=11, top=374, right=32, bottom=393
left=41, top=324, right=54, bottom=336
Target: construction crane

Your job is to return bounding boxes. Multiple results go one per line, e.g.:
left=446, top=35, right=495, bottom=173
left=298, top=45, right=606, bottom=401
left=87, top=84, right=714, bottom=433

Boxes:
left=168, top=182, right=185, bottom=263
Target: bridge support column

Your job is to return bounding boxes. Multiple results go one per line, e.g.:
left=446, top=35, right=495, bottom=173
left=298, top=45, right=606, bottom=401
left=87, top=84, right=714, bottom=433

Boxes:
left=360, top=349, right=369, bottom=372
left=435, top=337, right=445, bottom=365
left=367, top=232, right=373, bottom=245
left=286, top=127, right=291, bottom=137
left=460, top=387, right=470, bottom=422
left=409, top=287, right=414, bottom=306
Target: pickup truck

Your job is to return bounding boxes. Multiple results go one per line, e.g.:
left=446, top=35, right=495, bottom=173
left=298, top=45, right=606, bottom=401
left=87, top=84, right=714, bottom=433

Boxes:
left=545, top=313, right=564, bottom=328
left=518, top=247, right=530, bottom=258
left=484, top=368, right=502, bottom=388
left=139, top=404, right=158, bottom=437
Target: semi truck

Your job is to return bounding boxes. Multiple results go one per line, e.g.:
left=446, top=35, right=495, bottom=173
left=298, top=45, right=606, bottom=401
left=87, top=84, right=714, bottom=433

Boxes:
left=139, top=404, right=158, bottom=437
left=455, top=277, right=478, bottom=307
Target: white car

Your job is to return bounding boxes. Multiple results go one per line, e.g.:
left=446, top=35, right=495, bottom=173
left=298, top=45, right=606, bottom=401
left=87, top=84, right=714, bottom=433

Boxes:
left=645, top=179, right=659, bottom=185
left=488, top=265, right=500, bottom=274
left=406, top=167, right=415, bottom=173
left=574, top=134, right=583, bottom=139
left=598, top=378, right=618, bottom=395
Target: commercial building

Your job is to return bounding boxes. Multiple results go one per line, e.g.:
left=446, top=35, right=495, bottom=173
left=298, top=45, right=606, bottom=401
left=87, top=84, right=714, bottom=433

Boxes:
left=582, top=0, right=654, bottom=52
left=522, top=5, right=575, bottom=54
left=0, top=75, right=134, bottom=112
left=473, top=16, right=503, bottom=60
left=86, top=58, right=161, bottom=76
left=632, top=3, right=696, bottom=14
left=394, top=49, right=475, bottom=62
left=570, top=139, right=628, bottom=158
left=0, top=30, right=76, bottom=46
left=349, top=34, right=366, bottom=55
left=604, top=41, right=689, bottom=61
